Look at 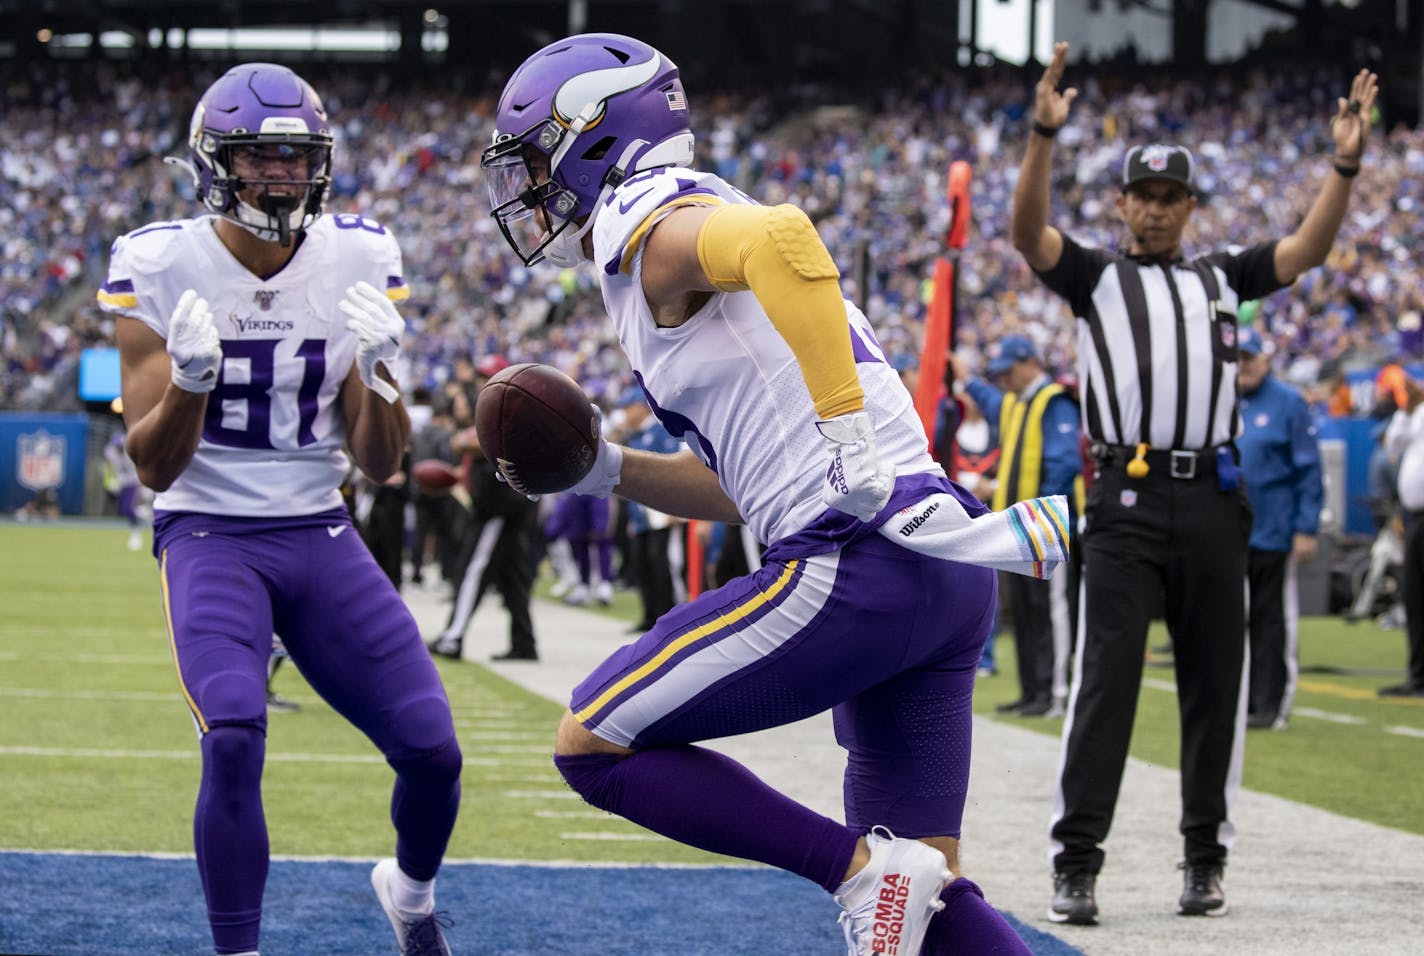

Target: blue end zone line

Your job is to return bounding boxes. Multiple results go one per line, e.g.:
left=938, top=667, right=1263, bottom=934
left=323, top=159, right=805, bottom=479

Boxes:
left=0, top=849, right=1085, bottom=956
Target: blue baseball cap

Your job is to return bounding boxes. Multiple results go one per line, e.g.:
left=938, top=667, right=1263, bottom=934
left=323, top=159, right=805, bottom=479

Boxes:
left=617, top=384, right=647, bottom=408
left=985, top=335, right=1039, bottom=378
left=1237, top=325, right=1266, bottom=356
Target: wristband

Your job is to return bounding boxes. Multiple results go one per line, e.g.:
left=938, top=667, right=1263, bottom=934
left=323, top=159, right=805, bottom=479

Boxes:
left=1031, top=121, right=1060, bottom=139
left=1333, top=162, right=1360, bottom=179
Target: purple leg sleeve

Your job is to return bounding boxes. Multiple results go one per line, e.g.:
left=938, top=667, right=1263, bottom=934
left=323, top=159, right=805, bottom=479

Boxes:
left=920, top=878, right=1031, bottom=955
left=195, top=725, right=268, bottom=955
left=597, top=537, right=614, bottom=583
left=574, top=540, right=592, bottom=584
left=388, top=739, right=463, bottom=882
left=554, top=748, right=858, bottom=892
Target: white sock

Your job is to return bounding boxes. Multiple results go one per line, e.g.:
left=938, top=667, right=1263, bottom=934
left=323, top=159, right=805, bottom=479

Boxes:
left=389, top=864, right=435, bottom=915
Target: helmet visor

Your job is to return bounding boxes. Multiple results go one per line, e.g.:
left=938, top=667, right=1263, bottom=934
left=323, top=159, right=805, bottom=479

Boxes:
left=482, top=137, right=577, bottom=266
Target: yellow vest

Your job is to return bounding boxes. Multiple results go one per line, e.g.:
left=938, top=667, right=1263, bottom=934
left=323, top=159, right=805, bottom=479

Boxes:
left=993, top=383, right=1082, bottom=512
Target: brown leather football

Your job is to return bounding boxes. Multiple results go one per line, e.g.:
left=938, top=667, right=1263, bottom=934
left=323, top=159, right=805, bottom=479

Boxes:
left=473, top=363, right=598, bottom=496
left=411, top=458, right=460, bottom=492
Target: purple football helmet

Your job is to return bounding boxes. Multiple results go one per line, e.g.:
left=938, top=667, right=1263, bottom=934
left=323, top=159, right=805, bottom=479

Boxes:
left=481, top=33, right=695, bottom=266
left=181, top=63, right=333, bottom=247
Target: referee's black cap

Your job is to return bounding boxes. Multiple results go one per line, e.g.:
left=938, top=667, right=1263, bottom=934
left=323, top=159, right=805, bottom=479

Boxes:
left=1122, top=144, right=1196, bottom=193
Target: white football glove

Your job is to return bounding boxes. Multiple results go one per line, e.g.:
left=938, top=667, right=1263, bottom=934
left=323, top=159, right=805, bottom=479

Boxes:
left=563, top=403, right=624, bottom=498
left=167, top=289, right=222, bottom=393
left=816, top=410, right=894, bottom=521
left=338, top=280, right=404, bottom=404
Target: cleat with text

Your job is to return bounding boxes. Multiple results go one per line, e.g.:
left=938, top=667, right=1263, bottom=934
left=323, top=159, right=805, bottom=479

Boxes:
left=834, top=827, right=952, bottom=955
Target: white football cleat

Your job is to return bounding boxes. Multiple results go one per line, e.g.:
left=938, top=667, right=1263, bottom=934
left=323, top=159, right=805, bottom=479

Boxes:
left=834, top=827, right=952, bottom=956
left=371, top=858, right=452, bottom=955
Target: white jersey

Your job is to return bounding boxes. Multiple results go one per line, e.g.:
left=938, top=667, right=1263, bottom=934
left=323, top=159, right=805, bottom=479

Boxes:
left=592, top=169, right=941, bottom=547
left=97, top=213, right=409, bottom=517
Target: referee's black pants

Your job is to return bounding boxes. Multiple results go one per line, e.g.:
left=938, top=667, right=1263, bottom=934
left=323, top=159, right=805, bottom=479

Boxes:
left=1050, top=462, right=1251, bottom=876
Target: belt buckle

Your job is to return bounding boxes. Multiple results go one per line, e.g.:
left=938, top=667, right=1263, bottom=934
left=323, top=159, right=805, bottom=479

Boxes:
left=1169, top=450, right=1197, bottom=480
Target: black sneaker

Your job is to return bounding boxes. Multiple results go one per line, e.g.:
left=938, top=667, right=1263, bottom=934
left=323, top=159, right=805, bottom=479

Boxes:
left=1245, top=712, right=1277, bottom=730
left=1178, top=861, right=1228, bottom=916
left=1378, top=682, right=1424, bottom=698
left=1049, top=871, right=1098, bottom=925
left=427, top=637, right=463, bottom=660
left=490, top=649, right=538, bottom=662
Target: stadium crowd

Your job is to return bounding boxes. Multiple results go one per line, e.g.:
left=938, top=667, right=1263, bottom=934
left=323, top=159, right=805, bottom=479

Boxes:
left=2, top=54, right=1420, bottom=414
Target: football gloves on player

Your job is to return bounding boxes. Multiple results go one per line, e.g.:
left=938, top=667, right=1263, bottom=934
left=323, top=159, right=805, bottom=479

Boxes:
left=167, top=289, right=222, bottom=393
left=565, top=403, right=624, bottom=499
left=338, top=280, right=404, bottom=404
left=816, top=410, right=894, bottom=522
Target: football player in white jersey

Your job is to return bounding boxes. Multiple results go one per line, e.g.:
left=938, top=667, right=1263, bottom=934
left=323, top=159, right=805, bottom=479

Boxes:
left=100, top=63, right=460, bottom=956
left=482, top=33, right=1066, bottom=956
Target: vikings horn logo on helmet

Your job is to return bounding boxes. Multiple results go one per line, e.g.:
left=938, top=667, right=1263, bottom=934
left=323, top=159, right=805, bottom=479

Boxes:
left=551, top=52, right=663, bottom=129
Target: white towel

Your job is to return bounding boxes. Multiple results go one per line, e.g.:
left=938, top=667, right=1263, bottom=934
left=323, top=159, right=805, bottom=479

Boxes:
left=878, top=492, right=1071, bottom=580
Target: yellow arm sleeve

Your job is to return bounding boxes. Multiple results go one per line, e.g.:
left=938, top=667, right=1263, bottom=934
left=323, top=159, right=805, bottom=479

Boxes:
left=696, top=203, right=864, bottom=420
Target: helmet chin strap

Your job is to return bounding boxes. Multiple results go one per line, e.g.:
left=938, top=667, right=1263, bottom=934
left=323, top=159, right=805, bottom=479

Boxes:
left=542, top=211, right=598, bottom=267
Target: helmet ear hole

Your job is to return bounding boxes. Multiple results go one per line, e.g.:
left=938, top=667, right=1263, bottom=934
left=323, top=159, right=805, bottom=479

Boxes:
left=581, top=137, right=616, bottom=162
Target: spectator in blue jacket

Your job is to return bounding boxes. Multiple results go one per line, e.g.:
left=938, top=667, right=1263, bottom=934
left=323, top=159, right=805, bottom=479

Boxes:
left=959, top=337, right=1082, bottom=717
left=1237, top=325, right=1324, bottom=729
left=612, top=385, right=688, bottom=632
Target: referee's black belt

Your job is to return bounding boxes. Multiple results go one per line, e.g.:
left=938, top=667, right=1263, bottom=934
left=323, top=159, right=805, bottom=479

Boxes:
left=1089, top=442, right=1230, bottom=480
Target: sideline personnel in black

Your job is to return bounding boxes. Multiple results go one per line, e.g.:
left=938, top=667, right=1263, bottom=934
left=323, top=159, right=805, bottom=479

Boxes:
left=427, top=355, right=541, bottom=662
left=1013, top=40, right=1377, bottom=925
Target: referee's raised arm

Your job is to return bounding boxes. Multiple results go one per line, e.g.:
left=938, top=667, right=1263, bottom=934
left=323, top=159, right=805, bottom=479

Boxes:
left=1273, top=67, right=1379, bottom=284
left=1011, top=40, right=1076, bottom=273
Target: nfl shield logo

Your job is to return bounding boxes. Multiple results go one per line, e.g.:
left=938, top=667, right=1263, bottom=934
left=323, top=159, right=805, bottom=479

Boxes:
left=18, top=430, right=65, bottom=491
left=1119, top=489, right=1138, bottom=508
left=1144, top=145, right=1171, bottom=171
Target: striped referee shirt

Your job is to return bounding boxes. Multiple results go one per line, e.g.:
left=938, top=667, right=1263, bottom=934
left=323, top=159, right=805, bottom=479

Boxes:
left=1035, top=235, right=1287, bottom=450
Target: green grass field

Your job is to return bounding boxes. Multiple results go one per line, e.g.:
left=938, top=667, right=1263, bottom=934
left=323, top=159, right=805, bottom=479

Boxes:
left=2, top=521, right=1421, bottom=869
left=0, top=522, right=725, bottom=864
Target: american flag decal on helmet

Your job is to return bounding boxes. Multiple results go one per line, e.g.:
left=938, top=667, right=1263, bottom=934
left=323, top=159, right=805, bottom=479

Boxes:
left=665, top=90, right=686, bottom=111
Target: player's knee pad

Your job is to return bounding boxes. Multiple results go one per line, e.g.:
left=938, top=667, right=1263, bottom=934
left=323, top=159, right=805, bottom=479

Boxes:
left=201, top=724, right=265, bottom=790
left=387, top=692, right=459, bottom=756
left=552, top=752, right=623, bottom=810
left=388, top=736, right=463, bottom=790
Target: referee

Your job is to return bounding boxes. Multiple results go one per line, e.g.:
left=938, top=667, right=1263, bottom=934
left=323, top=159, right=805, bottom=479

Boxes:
left=1012, top=40, right=1377, bottom=925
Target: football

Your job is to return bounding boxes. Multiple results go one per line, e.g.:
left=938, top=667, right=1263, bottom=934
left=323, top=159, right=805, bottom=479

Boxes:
left=473, top=363, right=599, bottom=496
left=411, top=458, right=460, bottom=492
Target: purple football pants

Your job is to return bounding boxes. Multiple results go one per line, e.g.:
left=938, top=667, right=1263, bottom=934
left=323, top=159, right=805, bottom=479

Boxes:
left=546, top=493, right=614, bottom=585
left=559, top=532, right=994, bottom=873
left=155, top=508, right=461, bottom=955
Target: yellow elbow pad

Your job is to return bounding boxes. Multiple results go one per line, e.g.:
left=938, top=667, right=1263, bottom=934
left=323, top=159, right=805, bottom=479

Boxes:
left=696, top=204, right=864, bottom=419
